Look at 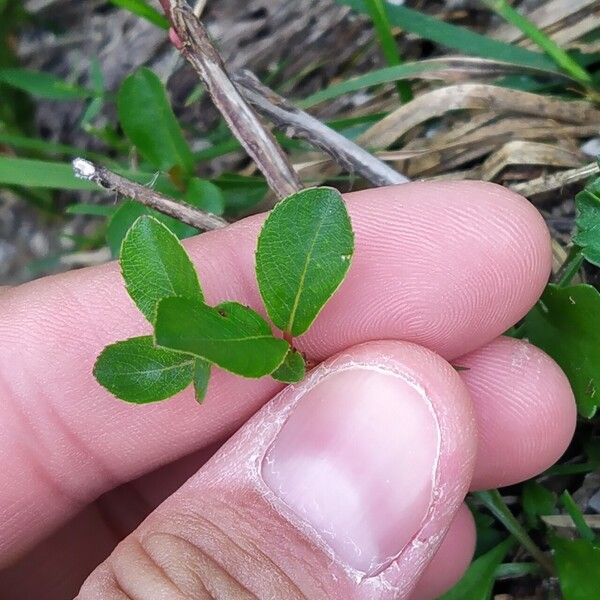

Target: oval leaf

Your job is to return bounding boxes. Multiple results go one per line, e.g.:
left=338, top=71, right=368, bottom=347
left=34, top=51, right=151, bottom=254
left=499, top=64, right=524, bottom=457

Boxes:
left=522, top=284, right=600, bottom=418
left=94, top=336, right=194, bottom=403
left=272, top=348, right=306, bottom=383
left=154, top=298, right=289, bottom=377
left=574, top=179, right=600, bottom=267
left=552, top=536, right=600, bottom=600
left=120, top=215, right=203, bottom=322
left=117, top=68, right=194, bottom=174
left=256, top=187, right=354, bottom=336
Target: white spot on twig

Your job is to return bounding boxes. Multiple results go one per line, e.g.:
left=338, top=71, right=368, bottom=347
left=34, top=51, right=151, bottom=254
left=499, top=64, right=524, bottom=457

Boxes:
left=72, top=158, right=96, bottom=180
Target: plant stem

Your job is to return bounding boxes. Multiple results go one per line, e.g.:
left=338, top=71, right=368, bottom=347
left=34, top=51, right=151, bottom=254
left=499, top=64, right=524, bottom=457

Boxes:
left=364, top=0, right=413, bottom=103
left=160, top=0, right=302, bottom=200
left=72, top=158, right=227, bottom=231
left=232, top=71, right=408, bottom=187
left=556, top=246, right=584, bottom=287
left=479, top=0, right=592, bottom=85
left=473, top=489, right=555, bottom=575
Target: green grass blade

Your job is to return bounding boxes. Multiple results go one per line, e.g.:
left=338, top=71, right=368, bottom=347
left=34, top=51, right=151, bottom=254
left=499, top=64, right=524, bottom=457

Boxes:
left=339, top=0, right=558, bottom=71
left=0, top=157, right=97, bottom=190
left=479, top=0, right=592, bottom=85
left=560, top=491, right=596, bottom=543
left=473, top=489, right=555, bottom=574
left=300, top=57, right=565, bottom=108
left=109, top=0, right=169, bottom=29
left=363, top=0, right=412, bottom=102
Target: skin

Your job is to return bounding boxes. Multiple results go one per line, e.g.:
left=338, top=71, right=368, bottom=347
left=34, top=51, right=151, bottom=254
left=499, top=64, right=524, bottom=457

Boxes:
left=0, top=182, right=576, bottom=598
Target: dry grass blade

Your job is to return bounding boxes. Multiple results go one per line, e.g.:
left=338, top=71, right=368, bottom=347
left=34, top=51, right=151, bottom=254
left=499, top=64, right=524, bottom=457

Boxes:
left=379, top=118, right=599, bottom=177
left=478, top=141, right=586, bottom=181
left=511, top=161, right=600, bottom=197
left=358, top=84, right=600, bottom=150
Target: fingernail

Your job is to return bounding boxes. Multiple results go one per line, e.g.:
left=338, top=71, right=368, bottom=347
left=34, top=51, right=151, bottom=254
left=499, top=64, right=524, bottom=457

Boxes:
left=262, top=367, right=440, bottom=576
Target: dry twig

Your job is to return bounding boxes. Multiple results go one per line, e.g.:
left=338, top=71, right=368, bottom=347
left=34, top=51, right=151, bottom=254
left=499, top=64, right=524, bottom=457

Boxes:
left=72, top=159, right=227, bottom=231
left=232, top=71, right=408, bottom=187
left=161, top=0, right=302, bottom=199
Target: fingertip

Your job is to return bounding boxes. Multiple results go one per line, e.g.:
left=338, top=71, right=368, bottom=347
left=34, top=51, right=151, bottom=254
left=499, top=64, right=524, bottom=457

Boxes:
left=309, top=181, right=552, bottom=360
left=458, top=337, right=576, bottom=489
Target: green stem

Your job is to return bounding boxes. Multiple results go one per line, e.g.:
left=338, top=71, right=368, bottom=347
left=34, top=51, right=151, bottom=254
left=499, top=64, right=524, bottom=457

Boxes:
left=479, top=0, right=592, bottom=86
left=364, top=0, right=413, bottom=103
left=473, top=489, right=555, bottom=574
left=560, top=490, right=597, bottom=542
left=556, top=246, right=584, bottom=287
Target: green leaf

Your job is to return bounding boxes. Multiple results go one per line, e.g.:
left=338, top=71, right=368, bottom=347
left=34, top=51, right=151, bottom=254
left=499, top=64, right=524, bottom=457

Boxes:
left=94, top=336, right=194, bottom=403
left=522, top=481, right=556, bottom=529
left=439, top=537, right=514, bottom=600
left=193, top=359, right=211, bottom=403
left=155, top=298, right=289, bottom=378
left=574, top=179, right=600, bottom=267
left=338, top=1, right=557, bottom=71
left=106, top=201, right=149, bottom=256
left=109, top=0, right=169, bottom=29
left=120, top=215, right=203, bottom=323
left=117, top=68, right=194, bottom=174
left=522, top=284, right=600, bottom=418
left=551, top=536, right=600, bottom=600
left=256, top=187, right=354, bottom=337
left=0, top=68, right=93, bottom=100
left=106, top=201, right=196, bottom=257
left=272, top=348, right=306, bottom=383
left=0, top=157, right=98, bottom=190
left=184, top=178, right=226, bottom=215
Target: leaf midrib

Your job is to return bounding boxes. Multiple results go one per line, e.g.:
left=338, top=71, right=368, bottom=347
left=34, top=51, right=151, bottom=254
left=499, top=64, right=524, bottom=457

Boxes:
left=117, top=359, right=194, bottom=377
left=285, top=205, right=330, bottom=333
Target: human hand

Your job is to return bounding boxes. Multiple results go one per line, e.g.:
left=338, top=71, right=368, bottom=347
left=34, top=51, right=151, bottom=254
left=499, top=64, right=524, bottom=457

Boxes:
left=0, top=182, right=576, bottom=599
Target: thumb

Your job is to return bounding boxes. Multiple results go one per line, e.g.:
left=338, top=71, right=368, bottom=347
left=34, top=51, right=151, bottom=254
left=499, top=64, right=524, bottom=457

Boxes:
left=78, top=340, right=476, bottom=600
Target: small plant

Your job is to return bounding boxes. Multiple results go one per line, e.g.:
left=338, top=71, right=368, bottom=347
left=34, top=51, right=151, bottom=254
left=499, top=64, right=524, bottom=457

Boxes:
left=94, top=186, right=354, bottom=403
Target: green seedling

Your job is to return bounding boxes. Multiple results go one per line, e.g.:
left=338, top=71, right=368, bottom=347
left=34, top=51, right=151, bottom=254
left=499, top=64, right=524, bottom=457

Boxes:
left=94, top=186, right=354, bottom=403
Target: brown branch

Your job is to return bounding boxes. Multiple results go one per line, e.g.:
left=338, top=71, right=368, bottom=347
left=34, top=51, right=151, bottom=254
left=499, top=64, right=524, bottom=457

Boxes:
left=162, top=0, right=301, bottom=200
left=72, top=159, right=227, bottom=231
left=232, top=71, right=409, bottom=187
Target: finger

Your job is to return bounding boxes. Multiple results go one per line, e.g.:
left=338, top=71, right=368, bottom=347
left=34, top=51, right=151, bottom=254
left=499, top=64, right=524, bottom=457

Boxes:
left=456, top=337, right=577, bottom=490
left=79, top=340, right=477, bottom=599
left=6, top=336, right=574, bottom=597
left=0, top=181, right=550, bottom=562
left=410, top=504, right=476, bottom=600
